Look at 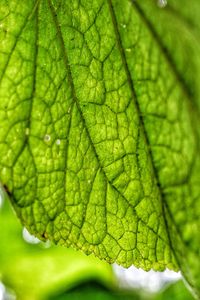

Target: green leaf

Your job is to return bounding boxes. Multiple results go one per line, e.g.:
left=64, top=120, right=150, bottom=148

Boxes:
left=0, top=196, right=115, bottom=300
left=50, top=281, right=142, bottom=300
left=0, top=0, right=200, bottom=298
left=155, top=281, right=194, bottom=300
left=54, top=280, right=193, bottom=300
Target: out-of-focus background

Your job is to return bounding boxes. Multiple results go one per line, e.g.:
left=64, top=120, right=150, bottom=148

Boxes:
left=0, top=189, right=193, bottom=300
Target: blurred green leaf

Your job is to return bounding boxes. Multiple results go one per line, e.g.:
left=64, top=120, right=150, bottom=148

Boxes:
left=49, top=281, right=142, bottom=300
left=49, top=279, right=193, bottom=300
left=156, top=281, right=194, bottom=300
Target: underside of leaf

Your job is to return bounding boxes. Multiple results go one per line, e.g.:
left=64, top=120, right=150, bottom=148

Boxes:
left=0, top=0, right=200, bottom=298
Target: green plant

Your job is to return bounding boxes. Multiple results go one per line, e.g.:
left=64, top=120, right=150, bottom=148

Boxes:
left=0, top=0, right=200, bottom=299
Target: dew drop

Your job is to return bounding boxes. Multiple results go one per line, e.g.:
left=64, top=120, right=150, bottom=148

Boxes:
left=121, top=23, right=127, bottom=29
left=37, top=112, right=42, bottom=118
left=157, top=0, right=167, bottom=8
left=125, top=48, right=132, bottom=53
left=56, top=139, right=61, bottom=145
left=68, top=107, right=71, bottom=114
left=25, top=127, right=30, bottom=135
left=44, top=134, right=51, bottom=142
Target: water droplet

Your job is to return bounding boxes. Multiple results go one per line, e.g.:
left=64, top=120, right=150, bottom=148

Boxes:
left=121, top=23, right=127, bottom=29
left=22, top=227, right=41, bottom=244
left=44, top=134, right=51, bottom=142
left=68, top=107, right=71, bottom=114
left=25, top=127, right=30, bottom=135
left=157, top=0, right=167, bottom=8
left=56, top=139, right=61, bottom=145
left=88, top=180, right=91, bottom=184
left=125, top=48, right=132, bottom=53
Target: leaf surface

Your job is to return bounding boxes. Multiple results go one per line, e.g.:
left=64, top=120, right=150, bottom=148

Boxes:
left=0, top=0, right=200, bottom=297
